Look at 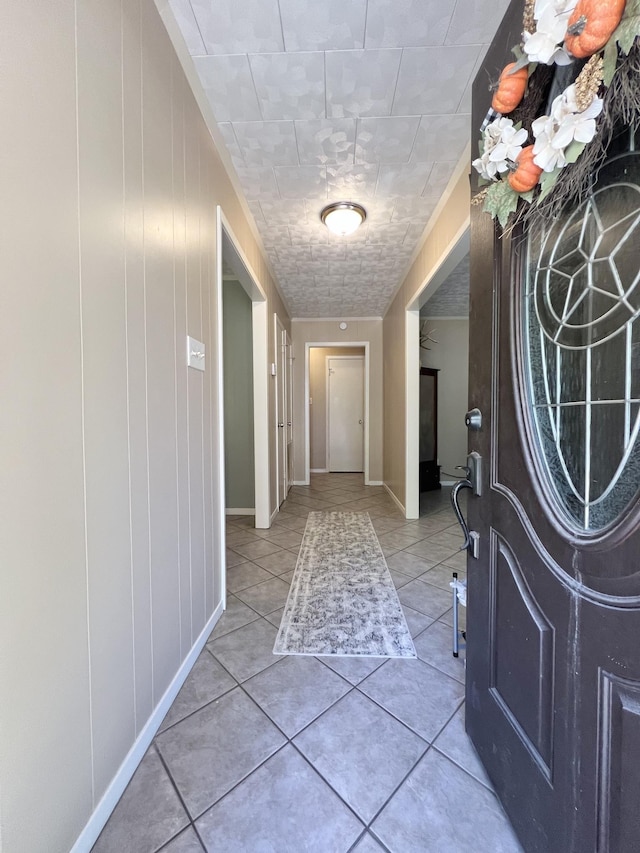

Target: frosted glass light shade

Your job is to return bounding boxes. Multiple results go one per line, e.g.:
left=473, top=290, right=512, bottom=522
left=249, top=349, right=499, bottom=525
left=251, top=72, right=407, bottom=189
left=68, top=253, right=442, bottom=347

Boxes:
left=320, top=202, right=366, bottom=236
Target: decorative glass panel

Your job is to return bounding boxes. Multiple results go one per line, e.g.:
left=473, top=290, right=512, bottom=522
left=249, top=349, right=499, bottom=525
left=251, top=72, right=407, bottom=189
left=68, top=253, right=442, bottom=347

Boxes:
left=524, top=146, right=640, bottom=531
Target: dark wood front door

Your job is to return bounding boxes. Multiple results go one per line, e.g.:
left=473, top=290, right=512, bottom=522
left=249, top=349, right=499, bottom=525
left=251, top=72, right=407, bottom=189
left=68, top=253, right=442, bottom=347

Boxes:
left=467, top=4, right=640, bottom=851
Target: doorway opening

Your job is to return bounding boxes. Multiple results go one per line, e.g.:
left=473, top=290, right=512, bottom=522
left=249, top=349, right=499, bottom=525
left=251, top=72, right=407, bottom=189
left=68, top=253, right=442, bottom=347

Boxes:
left=215, top=209, right=271, bottom=603
left=274, top=314, right=294, bottom=508
left=304, top=342, right=371, bottom=483
left=405, top=226, right=470, bottom=518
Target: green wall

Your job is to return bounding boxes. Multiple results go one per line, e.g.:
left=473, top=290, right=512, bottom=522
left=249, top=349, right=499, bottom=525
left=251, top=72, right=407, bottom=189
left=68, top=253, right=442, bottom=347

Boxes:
left=223, top=281, right=255, bottom=509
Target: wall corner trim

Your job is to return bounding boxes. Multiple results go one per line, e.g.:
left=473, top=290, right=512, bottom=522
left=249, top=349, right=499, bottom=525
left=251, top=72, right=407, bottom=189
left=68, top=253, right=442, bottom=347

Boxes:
left=367, top=480, right=384, bottom=486
left=70, top=600, right=224, bottom=853
left=383, top=482, right=407, bottom=517
left=225, top=508, right=256, bottom=515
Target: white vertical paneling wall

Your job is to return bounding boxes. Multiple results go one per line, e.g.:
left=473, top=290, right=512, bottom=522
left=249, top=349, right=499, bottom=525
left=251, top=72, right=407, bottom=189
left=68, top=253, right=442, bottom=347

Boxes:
left=0, top=0, right=289, bottom=850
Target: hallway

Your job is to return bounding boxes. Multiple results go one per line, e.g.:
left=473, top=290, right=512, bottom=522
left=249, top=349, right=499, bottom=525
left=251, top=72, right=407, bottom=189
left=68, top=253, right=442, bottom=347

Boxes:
left=92, top=475, right=521, bottom=852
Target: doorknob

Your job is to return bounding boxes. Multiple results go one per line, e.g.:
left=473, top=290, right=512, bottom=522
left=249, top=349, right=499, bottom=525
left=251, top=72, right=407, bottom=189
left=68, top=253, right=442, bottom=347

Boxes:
left=287, top=421, right=292, bottom=426
left=359, top=419, right=363, bottom=424
left=278, top=422, right=284, bottom=428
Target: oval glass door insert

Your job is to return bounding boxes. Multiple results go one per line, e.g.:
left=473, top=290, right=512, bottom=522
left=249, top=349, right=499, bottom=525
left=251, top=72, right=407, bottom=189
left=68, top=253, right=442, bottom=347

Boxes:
left=524, top=148, right=640, bottom=532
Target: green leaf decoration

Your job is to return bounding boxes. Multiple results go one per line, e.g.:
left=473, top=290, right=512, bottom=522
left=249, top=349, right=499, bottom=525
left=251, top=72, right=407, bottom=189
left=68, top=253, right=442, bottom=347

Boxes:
left=564, top=140, right=587, bottom=164
left=512, top=44, right=524, bottom=61
left=613, top=0, right=640, bottom=55
left=537, top=167, right=563, bottom=202
left=603, top=37, right=618, bottom=86
left=484, top=180, right=519, bottom=228
left=478, top=136, right=485, bottom=157
left=520, top=189, right=535, bottom=203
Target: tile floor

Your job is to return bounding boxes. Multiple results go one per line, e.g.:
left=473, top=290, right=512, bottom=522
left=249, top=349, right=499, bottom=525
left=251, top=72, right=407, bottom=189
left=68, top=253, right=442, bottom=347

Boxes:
left=92, top=475, right=523, bottom=853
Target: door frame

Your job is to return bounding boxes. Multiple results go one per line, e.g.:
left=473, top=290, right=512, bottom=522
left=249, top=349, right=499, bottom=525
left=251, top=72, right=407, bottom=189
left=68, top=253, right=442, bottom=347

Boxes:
left=326, top=355, right=365, bottom=472
left=404, top=225, right=470, bottom=518
left=215, top=209, right=271, bottom=598
left=303, top=341, right=371, bottom=485
left=274, top=312, right=288, bottom=507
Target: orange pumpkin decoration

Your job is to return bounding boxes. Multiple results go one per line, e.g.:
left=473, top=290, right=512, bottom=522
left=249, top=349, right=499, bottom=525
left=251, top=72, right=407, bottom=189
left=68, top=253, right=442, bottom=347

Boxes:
left=564, top=0, right=626, bottom=58
left=491, top=62, right=529, bottom=114
left=508, top=145, right=543, bottom=193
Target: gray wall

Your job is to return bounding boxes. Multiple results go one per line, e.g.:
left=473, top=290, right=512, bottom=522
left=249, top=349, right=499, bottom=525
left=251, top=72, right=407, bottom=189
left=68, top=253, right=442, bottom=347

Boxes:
left=223, top=281, right=255, bottom=508
left=420, top=318, right=470, bottom=479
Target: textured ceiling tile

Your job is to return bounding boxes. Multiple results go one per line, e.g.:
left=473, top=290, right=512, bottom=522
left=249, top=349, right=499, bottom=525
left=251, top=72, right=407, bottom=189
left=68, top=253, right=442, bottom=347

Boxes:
left=276, top=245, right=312, bottom=261
left=457, top=46, right=488, bottom=114
left=355, top=117, right=421, bottom=165
left=168, top=0, right=206, bottom=55
left=279, top=0, right=367, bottom=51
left=273, top=165, right=328, bottom=199
left=375, top=162, right=433, bottom=197
left=422, top=255, right=469, bottom=316
left=232, top=121, right=299, bottom=166
left=259, top=224, right=292, bottom=246
left=319, top=274, right=347, bottom=286
left=391, top=197, right=437, bottom=222
left=295, top=119, right=357, bottom=166
left=334, top=260, right=363, bottom=274
left=247, top=200, right=266, bottom=224
left=303, top=260, right=331, bottom=274
left=422, top=160, right=459, bottom=195
left=194, top=55, right=261, bottom=122
left=411, top=113, right=471, bottom=162
left=249, top=52, right=326, bottom=120
left=216, top=122, right=245, bottom=167
left=190, top=0, right=283, bottom=54
left=311, top=244, right=346, bottom=260
left=260, top=199, right=308, bottom=225
left=391, top=45, right=482, bottom=116
left=446, top=0, right=512, bottom=45
left=234, top=165, right=280, bottom=200
left=405, top=222, right=426, bottom=245
left=362, top=199, right=397, bottom=225
left=325, top=49, right=402, bottom=119
left=366, top=223, right=410, bottom=244
left=365, top=0, right=453, bottom=48
left=351, top=245, right=383, bottom=260
left=288, top=222, right=330, bottom=244
left=326, top=163, right=379, bottom=199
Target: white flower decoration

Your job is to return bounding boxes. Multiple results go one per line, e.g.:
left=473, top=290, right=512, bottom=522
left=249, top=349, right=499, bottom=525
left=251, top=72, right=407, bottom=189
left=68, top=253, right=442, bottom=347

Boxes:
left=523, top=0, right=574, bottom=65
left=532, top=85, right=603, bottom=172
left=473, top=117, right=528, bottom=181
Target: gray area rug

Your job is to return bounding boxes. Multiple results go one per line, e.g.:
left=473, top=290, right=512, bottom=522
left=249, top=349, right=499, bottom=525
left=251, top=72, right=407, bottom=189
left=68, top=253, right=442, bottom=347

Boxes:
left=273, top=511, right=416, bottom=658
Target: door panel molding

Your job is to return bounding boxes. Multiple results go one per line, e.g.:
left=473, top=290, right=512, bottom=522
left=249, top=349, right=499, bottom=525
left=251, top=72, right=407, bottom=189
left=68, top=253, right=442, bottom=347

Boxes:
left=597, top=670, right=640, bottom=852
left=489, top=530, right=555, bottom=779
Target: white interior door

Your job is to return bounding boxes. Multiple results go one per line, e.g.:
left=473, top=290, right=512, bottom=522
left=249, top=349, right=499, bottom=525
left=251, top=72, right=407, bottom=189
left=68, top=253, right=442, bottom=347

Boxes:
left=328, top=356, right=364, bottom=472
left=275, top=315, right=287, bottom=506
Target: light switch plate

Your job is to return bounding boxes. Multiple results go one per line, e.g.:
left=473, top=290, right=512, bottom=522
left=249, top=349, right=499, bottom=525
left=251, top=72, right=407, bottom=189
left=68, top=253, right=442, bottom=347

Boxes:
left=187, top=336, right=205, bottom=371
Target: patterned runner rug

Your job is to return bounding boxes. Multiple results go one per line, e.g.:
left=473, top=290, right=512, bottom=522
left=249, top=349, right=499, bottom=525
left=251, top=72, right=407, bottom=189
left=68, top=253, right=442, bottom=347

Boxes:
left=273, top=511, right=416, bottom=658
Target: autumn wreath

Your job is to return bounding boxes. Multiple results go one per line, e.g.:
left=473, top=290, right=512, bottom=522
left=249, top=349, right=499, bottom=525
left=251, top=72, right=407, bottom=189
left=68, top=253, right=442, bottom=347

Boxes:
left=473, top=0, right=640, bottom=226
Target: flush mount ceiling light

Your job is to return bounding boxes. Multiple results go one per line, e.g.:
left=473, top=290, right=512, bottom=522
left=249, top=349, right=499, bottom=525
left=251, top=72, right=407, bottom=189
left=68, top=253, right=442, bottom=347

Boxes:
left=320, top=202, right=367, bottom=237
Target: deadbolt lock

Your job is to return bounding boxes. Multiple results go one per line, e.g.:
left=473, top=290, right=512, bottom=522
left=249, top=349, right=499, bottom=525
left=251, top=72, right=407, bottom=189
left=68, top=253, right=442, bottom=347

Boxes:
left=465, top=408, right=482, bottom=431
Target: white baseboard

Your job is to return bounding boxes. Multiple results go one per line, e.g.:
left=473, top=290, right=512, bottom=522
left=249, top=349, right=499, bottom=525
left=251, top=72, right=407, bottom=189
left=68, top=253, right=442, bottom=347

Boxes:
left=225, top=507, right=255, bottom=515
left=292, top=480, right=307, bottom=486
left=310, top=468, right=328, bottom=473
left=270, top=506, right=279, bottom=525
left=383, top=482, right=406, bottom=516
left=440, top=480, right=456, bottom=486
left=70, top=599, right=224, bottom=853
left=367, top=480, right=383, bottom=486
